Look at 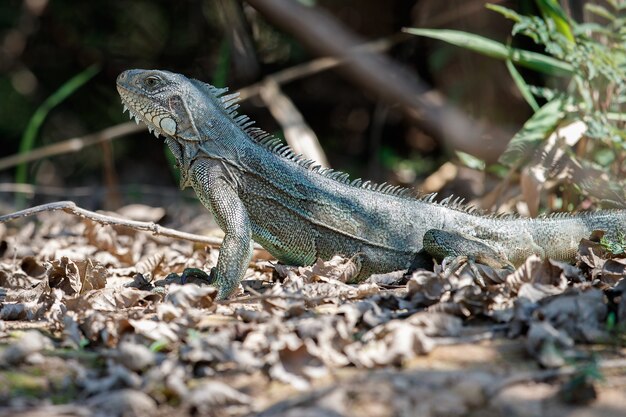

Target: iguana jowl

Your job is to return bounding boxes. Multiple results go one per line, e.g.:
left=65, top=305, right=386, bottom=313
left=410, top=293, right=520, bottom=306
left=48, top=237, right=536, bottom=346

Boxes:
left=116, top=69, right=626, bottom=299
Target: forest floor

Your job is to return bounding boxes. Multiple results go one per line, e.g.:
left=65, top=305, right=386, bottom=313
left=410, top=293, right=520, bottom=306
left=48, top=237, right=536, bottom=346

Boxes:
left=0, top=202, right=625, bottom=417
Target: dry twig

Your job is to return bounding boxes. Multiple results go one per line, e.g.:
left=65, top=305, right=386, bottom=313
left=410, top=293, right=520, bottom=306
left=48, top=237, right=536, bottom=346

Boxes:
left=246, top=0, right=511, bottom=161
left=0, top=122, right=143, bottom=171
left=0, top=36, right=402, bottom=172
left=0, top=200, right=235, bottom=248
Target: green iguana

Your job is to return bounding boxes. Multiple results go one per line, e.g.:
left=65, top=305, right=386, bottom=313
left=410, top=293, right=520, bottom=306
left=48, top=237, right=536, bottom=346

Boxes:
left=116, top=69, right=625, bottom=299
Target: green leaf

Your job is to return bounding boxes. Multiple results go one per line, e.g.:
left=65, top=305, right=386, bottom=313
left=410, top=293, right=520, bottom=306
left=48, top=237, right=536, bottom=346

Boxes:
left=403, top=28, right=573, bottom=76
left=506, top=59, right=540, bottom=111
left=606, top=0, right=618, bottom=8
left=455, top=151, right=485, bottom=170
left=536, top=0, right=571, bottom=23
left=149, top=339, right=169, bottom=353
left=499, top=96, right=567, bottom=166
left=575, top=22, right=614, bottom=37
left=211, top=39, right=231, bottom=88
left=164, top=143, right=180, bottom=184
left=535, top=0, right=575, bottom=43
left=606, top=311, right=616, bottom=332
left=585, top=4, right=616, bottom=22
left=608, top=0, right=626, bottom=10
left=528, top=85, right=559, bottom=101
left=607, top=113, right=626, bottom=122
left=16, top=65, right=100, bottom=186
left=486, top=4, right=522, bottom=22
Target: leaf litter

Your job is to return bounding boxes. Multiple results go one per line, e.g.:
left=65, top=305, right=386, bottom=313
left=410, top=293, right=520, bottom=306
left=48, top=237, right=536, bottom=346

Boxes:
left=0, top=205, right=625, bottom=417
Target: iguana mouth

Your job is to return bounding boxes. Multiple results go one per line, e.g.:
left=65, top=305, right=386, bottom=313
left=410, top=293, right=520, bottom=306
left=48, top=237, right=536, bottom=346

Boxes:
left=117, top=86, right=164, bottom=139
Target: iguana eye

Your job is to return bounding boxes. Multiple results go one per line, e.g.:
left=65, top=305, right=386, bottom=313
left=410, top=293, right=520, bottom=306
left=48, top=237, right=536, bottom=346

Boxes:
left=144, top=75, right=161, bottom=88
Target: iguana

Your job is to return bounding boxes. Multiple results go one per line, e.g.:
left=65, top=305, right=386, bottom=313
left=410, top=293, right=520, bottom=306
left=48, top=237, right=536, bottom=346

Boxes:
left=116, top=69, right=625, bottom=299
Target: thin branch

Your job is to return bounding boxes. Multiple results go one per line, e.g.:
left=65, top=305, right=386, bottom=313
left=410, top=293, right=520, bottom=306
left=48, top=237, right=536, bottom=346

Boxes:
left=246, top=0, right=512, bottom=162
left=0, top=200, right=250, bottom=248
left=0, top=122, right=144, bottom=171
left=237, top=34, right=405, bottom=101
left=0, top=183, right=189, bottom=198
left=259, top=78, right=329, bottom=166
left=0, top=36, right=403, bottom=172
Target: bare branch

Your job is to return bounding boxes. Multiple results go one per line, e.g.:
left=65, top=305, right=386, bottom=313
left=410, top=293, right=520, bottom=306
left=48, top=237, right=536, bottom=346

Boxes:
left=0, top=200, right=239, bottom=248
left=246, top=0, right=512, bottom=162
left=237, top=34, right=405, bottom=101
left=259, top=78, right=329, bottom=167
left=0, top=122, right=144, bottom=171
left=0, top=36, right=403, bottom=172
left=0, top=183, right=187, bottom=198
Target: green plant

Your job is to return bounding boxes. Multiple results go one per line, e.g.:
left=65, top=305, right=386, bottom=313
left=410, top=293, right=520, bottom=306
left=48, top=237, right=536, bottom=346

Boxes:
left=600, top=231, right=626, bottom=254
left=16, top=66, right=100, bottom=186
left=405, top=0, right=626, bottom=209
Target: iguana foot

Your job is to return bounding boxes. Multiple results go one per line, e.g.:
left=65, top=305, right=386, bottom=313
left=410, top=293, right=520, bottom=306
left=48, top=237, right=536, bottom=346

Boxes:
left=179, top=267, right=214, bottom=285
left=441, top=255, right=487, bottom=287
left=423, top=229, right=514, bottom=286
left=406, top=249, right=435, bottom=275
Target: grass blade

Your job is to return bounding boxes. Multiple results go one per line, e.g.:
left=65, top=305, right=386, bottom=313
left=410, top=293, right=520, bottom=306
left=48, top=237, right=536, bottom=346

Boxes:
left=535, top=0, right=575, bottom=42
left=403, top=28, right=573, bottom=76
left=506, top=59, right=540, bottom=112
left=211, top=39, right=232, bottom=88
left=584, top=4, right=617, bottom=22
left=485, top=4, right=523, bottom=22
left=16, top=65, right=100, bottom=186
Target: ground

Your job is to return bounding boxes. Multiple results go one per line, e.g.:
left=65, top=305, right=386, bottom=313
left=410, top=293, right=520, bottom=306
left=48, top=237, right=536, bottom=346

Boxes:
left=0, top=202, right=625, bottom=417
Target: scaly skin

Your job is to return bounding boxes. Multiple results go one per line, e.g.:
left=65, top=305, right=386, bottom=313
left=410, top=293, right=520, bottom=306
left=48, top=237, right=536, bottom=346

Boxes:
left=116, top=69, right=626, bottom=298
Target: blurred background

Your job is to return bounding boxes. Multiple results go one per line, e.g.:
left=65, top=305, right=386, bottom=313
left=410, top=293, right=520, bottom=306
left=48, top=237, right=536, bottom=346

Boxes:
left=0, top=0, right=606, bottom=214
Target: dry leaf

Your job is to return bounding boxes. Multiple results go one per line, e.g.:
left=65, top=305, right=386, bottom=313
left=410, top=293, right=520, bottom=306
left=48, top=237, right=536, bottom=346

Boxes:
left=1, top=200, right=625, bottom=414
left=115, top=341, right=156, bottom=371
left=0, top=330, right=54, bottom=366
left=85, top=389, right=157, bottom=417
left=65, top=288, right=159, bottom=312
left=526, top=321, right=574, bottom=368
left=184, top=381, right=251, bottom=414
left=164, top=283, right=217, bottom=309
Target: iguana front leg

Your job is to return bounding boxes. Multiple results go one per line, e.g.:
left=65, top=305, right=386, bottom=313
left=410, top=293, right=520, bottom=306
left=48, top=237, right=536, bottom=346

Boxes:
left=190, top=158, right=253, bottom=299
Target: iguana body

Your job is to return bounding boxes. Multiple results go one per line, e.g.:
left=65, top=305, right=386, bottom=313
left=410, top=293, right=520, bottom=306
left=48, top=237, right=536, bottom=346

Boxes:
left=116, top=69, right=625, bottom=298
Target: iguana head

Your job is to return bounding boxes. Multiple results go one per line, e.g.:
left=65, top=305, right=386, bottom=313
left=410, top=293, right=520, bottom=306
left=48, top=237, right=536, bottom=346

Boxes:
left=116, top=69, right=231, bottom=142
left=117, top=69, right=247, bottom=189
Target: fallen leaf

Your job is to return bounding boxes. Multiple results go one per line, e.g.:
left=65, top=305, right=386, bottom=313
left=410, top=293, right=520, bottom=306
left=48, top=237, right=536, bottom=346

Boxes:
left=184, top=380, right=251, bottom=414
left=84, top=389, right=157, bottom=417
left=164, top=283, right=217, bottom=309
left=0, top=330, right=54, bottom=366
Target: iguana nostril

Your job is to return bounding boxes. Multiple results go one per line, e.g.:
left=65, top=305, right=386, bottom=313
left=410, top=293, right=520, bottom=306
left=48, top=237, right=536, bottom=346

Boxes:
left=116, top=71, right=129, bottom=83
